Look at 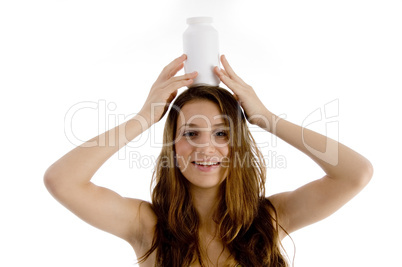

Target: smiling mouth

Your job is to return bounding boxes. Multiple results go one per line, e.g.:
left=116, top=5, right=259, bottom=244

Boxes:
left=192, top=161, right=221, bottom=166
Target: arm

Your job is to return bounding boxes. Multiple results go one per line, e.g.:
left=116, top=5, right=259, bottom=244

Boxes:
left=44, top=55, right=198, bottom=244
left=260, top=110, right=373, bottom=234
left=214, top=55, right=373, bottom=235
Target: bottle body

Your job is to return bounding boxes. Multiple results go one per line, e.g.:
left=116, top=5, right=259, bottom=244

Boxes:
left=183, top=17, right=220, bottom=87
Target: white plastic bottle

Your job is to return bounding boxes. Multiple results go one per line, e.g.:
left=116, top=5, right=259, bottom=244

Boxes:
left=183, top=17, right=220, bottom=87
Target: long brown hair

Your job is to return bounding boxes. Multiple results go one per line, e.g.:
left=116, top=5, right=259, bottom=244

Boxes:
left=139, top=86, right=289, bottom=266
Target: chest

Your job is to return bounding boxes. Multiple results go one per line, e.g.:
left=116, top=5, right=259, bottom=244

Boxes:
left=191, top=238, right=236, bottom=267
left=133, top=234, right=238, bottom=267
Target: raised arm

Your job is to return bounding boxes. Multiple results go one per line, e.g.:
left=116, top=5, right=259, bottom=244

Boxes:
left=259, top=110, right=373, bottom=234
left=214, top=55, right=373, bottom=236
left=44, top=55, right=198, bottom=244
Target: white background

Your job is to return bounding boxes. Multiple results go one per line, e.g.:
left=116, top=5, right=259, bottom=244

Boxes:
left=1, top=0, right=401, bottom=266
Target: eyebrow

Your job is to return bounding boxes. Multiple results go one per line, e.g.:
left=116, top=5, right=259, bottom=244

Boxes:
left=179, top=122, right=227, bottom=130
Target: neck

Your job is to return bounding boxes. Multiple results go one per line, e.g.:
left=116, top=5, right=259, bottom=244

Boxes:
left=190, top=186, right=220, bottom=234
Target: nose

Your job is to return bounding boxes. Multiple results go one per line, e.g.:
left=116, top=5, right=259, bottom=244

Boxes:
left=194, top=133, right=216, bottom=155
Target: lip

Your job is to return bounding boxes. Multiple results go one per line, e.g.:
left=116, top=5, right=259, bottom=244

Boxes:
left=191, top=161, right=221, bottom=172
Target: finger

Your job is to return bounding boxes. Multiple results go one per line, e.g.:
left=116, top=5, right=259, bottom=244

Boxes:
left=221, top=68, right=229, bottom=77
left=170, top=62, right=184, bottom=77
left=215, top=67, right=242, bottom=94
left=170, top=71, right=198, bottom=83
left=158, top=54, right=187, bottom=80
left=165, top=78, right=194, bottom=93
left=214, top=66, right=228, bottom=82
left=161, top=71, right=197, bottom=89
left=213, top=65, right=228, bottom=77
left=220, top=55, right=237, bottom=78
left=215, top=66, right=233, bottom=84
left=169, top=54, right=187, bottom=76
left=220, top=55, right=247, bottom=86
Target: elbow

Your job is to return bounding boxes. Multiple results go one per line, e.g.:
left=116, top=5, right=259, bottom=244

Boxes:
left=43, top=165, right=90, bottom=197
left=354, top=159, right=374, bottom=189
left=43, top=165, right=66, bottom=196
left=43, top=167, right=57, bottom=195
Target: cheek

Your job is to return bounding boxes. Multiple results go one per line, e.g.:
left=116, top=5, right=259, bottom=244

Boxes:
left=218, top=146, right=230, bottom=170
left=218, top=145, right=229, bottom=157
left=174, top=139, right=193, bottom=169
left=175, top=139, right=192, bottom=156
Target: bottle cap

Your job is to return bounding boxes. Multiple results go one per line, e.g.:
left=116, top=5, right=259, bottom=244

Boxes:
left=186, top=17, right=213, bottom=24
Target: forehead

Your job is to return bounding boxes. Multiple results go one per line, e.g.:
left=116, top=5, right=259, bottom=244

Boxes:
left=177, top=100, right=225, bottom=127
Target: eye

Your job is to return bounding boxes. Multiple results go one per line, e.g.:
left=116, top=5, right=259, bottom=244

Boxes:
left=183, top=131, right=197, bottom=137
left=214, top=130, right=228, bottom=137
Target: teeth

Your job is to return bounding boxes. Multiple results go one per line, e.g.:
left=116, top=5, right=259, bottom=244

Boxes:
left=195, top=162, right=219, bottom=166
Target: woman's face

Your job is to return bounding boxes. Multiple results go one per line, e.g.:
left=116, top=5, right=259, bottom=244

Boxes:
left=175, top=100, right=230, bottom=190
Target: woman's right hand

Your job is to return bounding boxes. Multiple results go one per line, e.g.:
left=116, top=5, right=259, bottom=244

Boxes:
left=139, top=54, right=198, bottom=126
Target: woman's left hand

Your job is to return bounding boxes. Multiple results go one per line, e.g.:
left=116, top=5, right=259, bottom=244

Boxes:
left=214, top=55, right=269, bottom=126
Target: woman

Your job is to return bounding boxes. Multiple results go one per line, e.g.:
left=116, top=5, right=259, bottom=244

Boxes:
left=44, top=54, right=373, bottom=266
